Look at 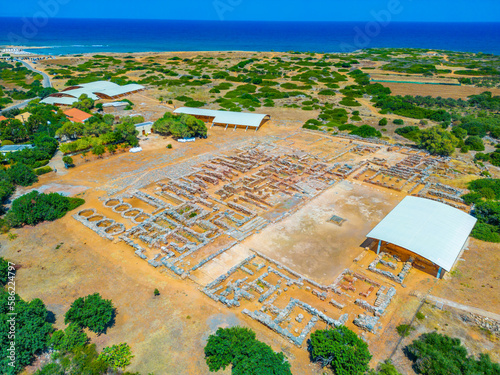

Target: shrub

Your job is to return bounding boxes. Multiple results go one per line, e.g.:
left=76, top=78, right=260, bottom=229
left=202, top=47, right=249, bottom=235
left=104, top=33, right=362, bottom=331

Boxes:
left=396, top=324, right=415, bottom=337
left=98, top=343, right=133, bottom=370
left=350, top=125, right=381, bottom=138
left=65, top=293, right=115, bottom=334
left=379, top=118, right=388, bottom=126
left=393, top=119, right=404, bottom=125
left=465, top=136, right=485, bottom=151
left=34, top=166, right=52, bottom=175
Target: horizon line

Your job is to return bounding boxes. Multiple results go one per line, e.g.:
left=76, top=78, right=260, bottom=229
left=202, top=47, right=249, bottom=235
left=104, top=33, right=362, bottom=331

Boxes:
left=0, top=16, right=499, bottom=23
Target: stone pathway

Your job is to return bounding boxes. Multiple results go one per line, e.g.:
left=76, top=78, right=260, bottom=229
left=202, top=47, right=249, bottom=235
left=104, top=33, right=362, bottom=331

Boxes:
left=427, top=295, right=500, bottom=321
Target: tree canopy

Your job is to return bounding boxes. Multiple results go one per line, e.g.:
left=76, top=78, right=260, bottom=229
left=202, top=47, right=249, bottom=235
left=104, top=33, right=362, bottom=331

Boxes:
left=405, top=332, right=500, bottom=375
left=5, top=191, right=84, bottom=228
left=204, top=326, right=291, bottom=375
left=64, top=293, right=115, bottom=334
left=309, top=326, right=372, bottom=375
left=153, top=112, right=207, bottom=139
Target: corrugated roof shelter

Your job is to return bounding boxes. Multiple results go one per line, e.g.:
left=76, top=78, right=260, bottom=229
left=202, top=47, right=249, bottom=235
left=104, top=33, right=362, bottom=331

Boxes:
left=0, top=144, right=34, bottom=154
left=41, top=81, right=144, bottom=106
left=173, top=107, right=270, bottom=130
left=367, top=196, right=477, bottom=274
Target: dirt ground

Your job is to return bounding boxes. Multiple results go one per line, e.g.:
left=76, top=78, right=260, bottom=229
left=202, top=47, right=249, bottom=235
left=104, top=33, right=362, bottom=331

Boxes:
left=379, top=82, right=500, bottom=99
left=244, top=180, right=402, bottom=283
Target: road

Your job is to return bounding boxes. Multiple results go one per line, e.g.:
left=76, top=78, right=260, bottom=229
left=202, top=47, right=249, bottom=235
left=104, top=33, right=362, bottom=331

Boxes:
left=0, top=59, right=53, bottom=114
left=16, top=59, right=52, bottom=88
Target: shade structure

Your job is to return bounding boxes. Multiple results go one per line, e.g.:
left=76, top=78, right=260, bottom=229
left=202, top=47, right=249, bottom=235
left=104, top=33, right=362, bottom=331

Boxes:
left=173, top=107, right=269, bottom=128
left=366, top=196, right=477, bottom=272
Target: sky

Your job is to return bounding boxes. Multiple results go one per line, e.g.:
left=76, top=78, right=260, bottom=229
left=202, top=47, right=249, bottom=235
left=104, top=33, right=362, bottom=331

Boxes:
left=1, top=0, right=500, bottom=22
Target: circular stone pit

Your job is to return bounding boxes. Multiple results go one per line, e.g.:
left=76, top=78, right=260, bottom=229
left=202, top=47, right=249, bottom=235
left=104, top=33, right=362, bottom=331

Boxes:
left=104, top=198, right=121, bottom=208
left=78, top=208, right=96, bottom=217
left=113, top=203, right=132, bottom=213
left=105, top=223, right=126, bottom=235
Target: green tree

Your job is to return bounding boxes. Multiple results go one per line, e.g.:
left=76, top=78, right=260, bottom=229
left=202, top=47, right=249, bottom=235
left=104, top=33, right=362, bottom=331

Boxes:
left=406, top=332, right=500, bottom=375
left=5, top=191, right=84, bottom=227
left=107, top=144, right=117, bottom=155
left=417, top=126, right=459, bottom=156
left=98, top=343, right=134, bottom=370
left=65, top=293, right=115, bottom=334
left=0, top=289, right=54, bottom=374
left=379, top=118, right=388, bottom=126
left=49, top=323, right=89, bottom=353
left=309, top=326, right=372, bottom=375
left=204, top=327, right=291, bottom=375
left=62, top=156, right=74, bottom=167
left=7, top=163, right=38, bottom=186
left=0, top=257, right=10, bottom=285
left=92, top=144, right=105, bottom=158
left=154, top=288, right=160, bottom=296
left=465, top=136, right=485, bottom=151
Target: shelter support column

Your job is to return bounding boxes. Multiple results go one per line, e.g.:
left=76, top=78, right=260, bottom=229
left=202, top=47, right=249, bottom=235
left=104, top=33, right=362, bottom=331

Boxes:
left=377, top=240, right=381, bottom=255
left=437, top=267, right=442, bottom=279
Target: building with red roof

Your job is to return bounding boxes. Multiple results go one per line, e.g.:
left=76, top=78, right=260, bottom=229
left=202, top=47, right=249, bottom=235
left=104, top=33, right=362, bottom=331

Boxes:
left=63, top=108, right=92, bottom=123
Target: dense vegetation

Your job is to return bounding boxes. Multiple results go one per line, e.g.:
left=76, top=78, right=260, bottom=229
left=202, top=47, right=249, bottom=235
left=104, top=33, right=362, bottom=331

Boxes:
left=204, top=326, right=291, bottom=375
left=462, top=179, right=500, bottom=242
left=0, top=288, right=54, bottom=374
left=309, top=326, right=372, bottom=375
left=153, top=112, right=207, bottom=139
left=405, top=332, right=500, bottom=375
left=5, top=191, right=84, bottom=228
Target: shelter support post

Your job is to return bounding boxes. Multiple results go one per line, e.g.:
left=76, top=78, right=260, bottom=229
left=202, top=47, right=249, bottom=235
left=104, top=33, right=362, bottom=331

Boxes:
left=245, top=126, right=248, bottom=132
left=225, top=124, right=228, bottom=130
left=377, top=240, right=381, bottom=255
left=437, top=267, right=442, bottom=279
left=234, top=124, right=237, bottom=131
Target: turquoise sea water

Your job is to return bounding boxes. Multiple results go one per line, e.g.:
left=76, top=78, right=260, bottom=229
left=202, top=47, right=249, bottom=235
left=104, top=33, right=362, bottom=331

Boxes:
left=0, top=18, right=499, bottom=55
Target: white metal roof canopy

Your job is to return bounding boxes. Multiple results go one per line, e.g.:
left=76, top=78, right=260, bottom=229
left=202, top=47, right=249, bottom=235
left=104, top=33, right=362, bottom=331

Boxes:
left=366, top=196, right=477, bottom=272
left=173, top=107, right=269, bottom=128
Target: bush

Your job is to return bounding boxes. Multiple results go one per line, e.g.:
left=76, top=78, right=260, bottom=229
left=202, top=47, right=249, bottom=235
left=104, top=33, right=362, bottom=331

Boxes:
left=309, top=326, right=371, bottom=375
left=98, top=343, right=133, bottom=370
left=393, top=119, right=404, bottom=125
left=465, top=136, right=485, bottom=151
left=350, top=125, right=381, bottom=138
left=396, top=324, right=415, bottom=337
left=34, top=166, right=52, bottom=175
left=0, top=257, right=10, bottom=286
left=65, top=293, right=115, bottom=334
left=379, top=118, right=388, bottom=126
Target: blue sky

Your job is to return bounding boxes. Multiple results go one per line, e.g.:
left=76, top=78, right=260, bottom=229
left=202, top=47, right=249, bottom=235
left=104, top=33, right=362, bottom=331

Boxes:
left=2, top=0, right=500, bottom=22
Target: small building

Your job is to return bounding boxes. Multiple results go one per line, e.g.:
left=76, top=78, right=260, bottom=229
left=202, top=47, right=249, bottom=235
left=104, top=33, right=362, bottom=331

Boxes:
left=173, top=107, right=270, bottom=131
left=0, top=144, right=34, bottom=154
left=366, top=196, right=477, bottom=278
left=63, top=108, right=92, bottom=123
left=135, top=121, right=154, bottom=136
left=14, top=112, right=31, bottom=123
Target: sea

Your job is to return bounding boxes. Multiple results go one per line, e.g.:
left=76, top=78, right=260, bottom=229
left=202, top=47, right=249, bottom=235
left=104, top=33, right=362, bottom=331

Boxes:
left=0, top=18, right=499, bottom=55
